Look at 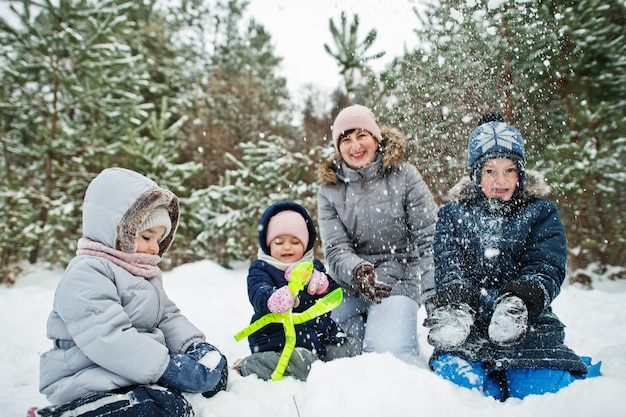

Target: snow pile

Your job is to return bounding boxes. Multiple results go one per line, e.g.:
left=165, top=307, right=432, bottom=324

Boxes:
left=1, top=260, right=625, bottom=417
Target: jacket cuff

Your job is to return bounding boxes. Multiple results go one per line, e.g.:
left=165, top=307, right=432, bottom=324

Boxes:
left=420, top=288, right=437, bottom=305
left=437, top=284, right=478, bottom=311
left=181, top=337, right=205, bottom=354
left=502, top=281, right=546, bottom=317
left=352, top=261, right=374, bottom=280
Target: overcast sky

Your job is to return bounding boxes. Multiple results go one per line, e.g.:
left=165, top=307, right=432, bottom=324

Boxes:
left=0, top=0, right=425, bottom=99
left=246, top=0, right=425, bottom=97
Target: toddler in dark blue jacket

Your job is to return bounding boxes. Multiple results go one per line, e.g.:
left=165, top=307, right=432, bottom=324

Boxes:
left=236, top=201, right=346, bottom=381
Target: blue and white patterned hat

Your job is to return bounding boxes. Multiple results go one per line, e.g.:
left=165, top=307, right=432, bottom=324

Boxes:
left=467, top=121, right=525, bottom=169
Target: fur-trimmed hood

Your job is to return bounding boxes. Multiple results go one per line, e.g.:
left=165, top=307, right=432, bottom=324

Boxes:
left=446, top=169, right=552, bottom=204
left=81, top=168, right=179, bottom=257
left=318, top=126, right=406, bottom=185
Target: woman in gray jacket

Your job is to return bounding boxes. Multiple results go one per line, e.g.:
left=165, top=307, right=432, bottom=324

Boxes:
left=33, top=168, right=227, bottom=417
left=317, top=105, right=438, bottom=364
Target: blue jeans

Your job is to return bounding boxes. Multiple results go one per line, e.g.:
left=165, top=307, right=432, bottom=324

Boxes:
left=331, top=294, right=420, bottom=365
left=432, top=353, right=601, bottom=400
left=34, top=385, right=194, bottom=417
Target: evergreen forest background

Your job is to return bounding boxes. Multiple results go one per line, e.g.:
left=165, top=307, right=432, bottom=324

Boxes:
left=1, top=0, right=624, bottom=285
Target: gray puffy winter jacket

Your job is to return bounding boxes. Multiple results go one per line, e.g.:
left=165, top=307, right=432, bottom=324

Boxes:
left=317, top=127, right=438, bottom=301
left=39, top=168, right=205, bottom=405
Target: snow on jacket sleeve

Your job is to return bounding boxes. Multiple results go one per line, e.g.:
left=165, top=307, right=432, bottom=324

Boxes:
left=53, top=257, right=172, bottom=384
left=501, top=199, right=567, bottom=317
left=317, top=189, right=367, bottom=292
left=247, top=261, right=279, bottom=315
left=433, top=203, right=481, bottom=309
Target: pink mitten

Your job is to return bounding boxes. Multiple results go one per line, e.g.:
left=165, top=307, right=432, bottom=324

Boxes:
left=284, top=262, right=309, bottom=283
left=267, top=286, right=295, bottom=313
left=306, top=270, right=329, bottom=295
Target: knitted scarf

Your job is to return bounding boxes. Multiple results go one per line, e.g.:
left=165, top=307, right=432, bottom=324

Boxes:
left=76, top=237, right=161, bottom=278
left=256, top=248, right=314, bottom=272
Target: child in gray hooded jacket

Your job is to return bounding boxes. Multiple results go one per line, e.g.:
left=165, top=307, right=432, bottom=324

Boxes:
left=32, top=168, right=227, bottom=417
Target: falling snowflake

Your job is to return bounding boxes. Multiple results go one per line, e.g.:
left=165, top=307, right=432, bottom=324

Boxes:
left=485, top=248, right=500, bottom=258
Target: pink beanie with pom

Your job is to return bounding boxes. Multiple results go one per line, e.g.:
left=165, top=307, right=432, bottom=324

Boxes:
left=266, top=210, right=309, bottom=247
left=331, top=104, right=382, bottom=150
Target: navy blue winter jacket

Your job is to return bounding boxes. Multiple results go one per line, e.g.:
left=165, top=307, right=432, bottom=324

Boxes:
left=247, top=201, right=345, bottom=359
left=431, top=171, right=588, bottom=374
left=246, top=259, right=344, bottom=359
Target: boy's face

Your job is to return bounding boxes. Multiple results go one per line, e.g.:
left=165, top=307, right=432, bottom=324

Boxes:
left=269, top=234, right=305, bottom=263
left=136, top=226, right=166, bottom=254
left=480, top=158, right=520, bottom=201
left=338, top=128, right=378, bottom=169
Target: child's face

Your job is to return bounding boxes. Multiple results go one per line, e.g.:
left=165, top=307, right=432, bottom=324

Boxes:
left=269, top=234, right=305, bottom=263
left=136, top=226, right=166, bottom=255
left=338, top=129, right=378, bottom=169
left=480, top=158, right=520, bottom=201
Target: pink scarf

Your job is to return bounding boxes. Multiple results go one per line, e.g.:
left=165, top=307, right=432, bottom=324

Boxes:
left=76, top=238, right=161, bottom=278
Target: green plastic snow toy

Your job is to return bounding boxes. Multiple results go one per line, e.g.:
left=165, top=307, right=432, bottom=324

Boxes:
left=234, top=261, right=343, bottom=380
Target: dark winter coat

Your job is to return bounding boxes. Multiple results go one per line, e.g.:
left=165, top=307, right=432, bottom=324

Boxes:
left=317, top=127, right=438, bottom=301
left=39, top=168, right=205, bottom=405
left=247, top=201, right=345, bottom=359
left=247, top=259, right=344, bottom=359
left=431, top=170, right=588, bottom=374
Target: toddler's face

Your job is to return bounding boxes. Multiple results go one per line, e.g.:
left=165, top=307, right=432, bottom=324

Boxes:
left=136, top=226, right=166, bottom=255
left=480, top=158, right=520, bottom=201
left=269, top=234, right=305, bottom=263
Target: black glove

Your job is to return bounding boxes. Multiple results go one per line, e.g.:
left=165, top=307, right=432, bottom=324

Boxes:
left=488, top=294, right=528, bottom=345
left=424, top=303, right=474, bottom=349
left=354, top=264, right=392, bottom=304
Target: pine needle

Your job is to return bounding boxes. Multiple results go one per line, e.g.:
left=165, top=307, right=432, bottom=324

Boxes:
left=292, top=395, right=301, bottom=417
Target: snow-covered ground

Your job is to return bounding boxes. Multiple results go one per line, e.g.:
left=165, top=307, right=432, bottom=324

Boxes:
left=2, top=260, right=625, bottom=417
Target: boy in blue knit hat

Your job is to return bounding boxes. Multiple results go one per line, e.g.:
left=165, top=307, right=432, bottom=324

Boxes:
left=424, top=113, right=601, bottom=400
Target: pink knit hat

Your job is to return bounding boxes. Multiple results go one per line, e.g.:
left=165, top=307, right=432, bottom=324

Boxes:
left=266, top=210, right=309, bottom=247
left=331, top=104, right=382, bottom=150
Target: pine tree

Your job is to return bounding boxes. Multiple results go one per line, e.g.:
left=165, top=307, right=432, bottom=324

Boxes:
left=185, top=134, right=319, bottom=266
left=0, top=0, right=153, bottom=276
left=377, top=1, right=508, bottom=201
left=380, top=0, right=626, bottom=276
left=0, top=0, right=300, bottom=277
left=300, top=86, right=336, bottom=150
left=324, top=11, right=385, bottom=106
left=177, top=0, right=295, bottom=190
left=538, top=0, right=626, bottom=273
left=119, top=97, right=201, bottom=196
